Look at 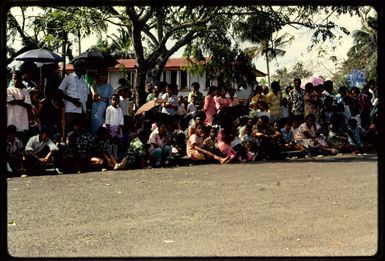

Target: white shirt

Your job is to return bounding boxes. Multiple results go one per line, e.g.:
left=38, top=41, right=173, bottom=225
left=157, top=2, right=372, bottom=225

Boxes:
left=25, top=135, right=58, bottom=153
left=105, top=105, right=124, bottom=126
left=187, top=102, right=197, bottom=114
left=58, top=72, right=89, bottom=113
left=7, top=86, right=32, bottom=131
left=161, top=93, right=178, bottom=116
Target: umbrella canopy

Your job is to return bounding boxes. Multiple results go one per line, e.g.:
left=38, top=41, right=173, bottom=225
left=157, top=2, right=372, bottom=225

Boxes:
left=135, top=99, right=167, bottom=116
left=15, top=48, right=64, bottom=63
left=71, top=50, right=118, bottom=68
left=302, top=76, right=324, bottom=88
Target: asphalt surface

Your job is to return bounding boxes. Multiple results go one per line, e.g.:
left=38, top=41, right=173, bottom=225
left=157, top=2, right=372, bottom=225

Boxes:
left=6, top=153, right=379, bottom=258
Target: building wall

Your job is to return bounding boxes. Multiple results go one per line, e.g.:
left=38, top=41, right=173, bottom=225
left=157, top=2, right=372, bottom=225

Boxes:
left=107, top=70, right=253, bottom=99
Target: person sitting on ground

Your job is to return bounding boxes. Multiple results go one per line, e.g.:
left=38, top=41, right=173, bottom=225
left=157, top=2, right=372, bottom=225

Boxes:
left=55, top=132, right=81, bottom=173
left=202, top=125, right=220, bottom=155
left=115, top=128, right=148, bottom=170
left=6, top=124, right=24, bottom=176
left=187, top=111, right=206, bottom=138
left=279, top=117, right=300, bottom=151
left=187, top=123, right=231, bottom=164
left=238, top=117, right=255, bottom=151
left=326, top=113, right=358, bottom=154
left=66, top=119, right=98, bottom=173
left=346, top=118, right=364, bottom=152
left=293, top=113, right=336, bottom=155
left=147, top=121, right=173, bottom=167
left=24, top=127, right=60, bottom=175
left=93, top=126, right=119, bottom=170
left=252, top=115, right=282, bottom=160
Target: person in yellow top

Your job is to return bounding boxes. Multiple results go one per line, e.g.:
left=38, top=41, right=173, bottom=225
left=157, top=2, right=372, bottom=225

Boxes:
left=249, top=85, right=265, bottom=105
left=265, top=81, right=282, bottom=123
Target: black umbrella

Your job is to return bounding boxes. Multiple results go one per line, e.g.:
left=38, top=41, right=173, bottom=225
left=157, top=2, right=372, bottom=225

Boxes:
left=15, top=48, right=64, bottom=63
left=71, top=50, right=118, bottom=69
left=14, top=48, right=64, bottom=86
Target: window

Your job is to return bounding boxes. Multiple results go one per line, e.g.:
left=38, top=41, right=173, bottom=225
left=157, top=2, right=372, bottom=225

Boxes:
left=180, top=70, right=187, bottom=90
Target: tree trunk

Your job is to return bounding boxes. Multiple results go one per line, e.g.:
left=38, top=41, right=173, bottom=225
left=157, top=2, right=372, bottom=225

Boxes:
left=265, top=51, right=270, bottom=87
left=134, top=67, right=148, bottom=106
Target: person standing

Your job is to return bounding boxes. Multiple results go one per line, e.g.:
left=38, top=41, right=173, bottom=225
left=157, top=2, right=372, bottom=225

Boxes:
left=105, top=94, right=125, bottom=158
left=57, top=59, right=91, bottom=137
left=288, top=78, right=305, bottom=123
left=203, top=85, right=217, bottom=126
left=7, top=70, right=32, bottom=136
left=90, top=70, right=114, bottom=134
left=187, top=82, right=204, bottom=109
left=265, top=81, right=282, bottom=123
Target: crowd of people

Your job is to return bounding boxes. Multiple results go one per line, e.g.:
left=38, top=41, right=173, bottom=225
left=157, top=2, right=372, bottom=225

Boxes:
left=6, top=58, right=380, bottom=176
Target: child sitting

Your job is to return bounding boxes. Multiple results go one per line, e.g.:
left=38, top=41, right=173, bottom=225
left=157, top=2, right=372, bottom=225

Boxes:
left=279, top=117, right=299, bottom=151
left=6, top=124, right=24, bottom=176
left=187, top=123, right=231, bottom=164
left=114, top=128, right=148, bottom=170
left=347, top=118, right=364, bottom=152
left=93, top=126, right=118, bottom=170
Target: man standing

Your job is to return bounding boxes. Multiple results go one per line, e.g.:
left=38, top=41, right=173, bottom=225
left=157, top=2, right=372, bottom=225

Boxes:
left=7, top=70, right=32, bottom=134
left=288, top=78, right=305, bottom=123
left=57, top=59, right=91, bottom=137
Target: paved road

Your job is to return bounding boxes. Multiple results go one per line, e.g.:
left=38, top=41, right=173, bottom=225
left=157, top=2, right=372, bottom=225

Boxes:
left=6, top=154, right=378, bottom=258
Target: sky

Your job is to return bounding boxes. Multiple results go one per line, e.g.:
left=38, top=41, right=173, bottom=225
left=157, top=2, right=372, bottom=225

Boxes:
left=9, top=6, right=365, bottom=80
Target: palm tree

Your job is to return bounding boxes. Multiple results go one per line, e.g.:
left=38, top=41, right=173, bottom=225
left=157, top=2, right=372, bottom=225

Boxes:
left=237, top=16, right=293, bottom=86
left=335, top=13, right=377, bottom=84
left=244, top=32, right=294, bottom=86
left=108, top=28, right=135, bottom=59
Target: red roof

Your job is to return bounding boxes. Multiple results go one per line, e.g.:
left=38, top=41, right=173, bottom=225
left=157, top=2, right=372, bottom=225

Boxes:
left=62, top=57, right=266, bottom=76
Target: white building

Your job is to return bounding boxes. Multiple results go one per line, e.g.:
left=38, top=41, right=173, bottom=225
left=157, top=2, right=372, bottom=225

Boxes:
left=65, top=57, right=266, bottom=98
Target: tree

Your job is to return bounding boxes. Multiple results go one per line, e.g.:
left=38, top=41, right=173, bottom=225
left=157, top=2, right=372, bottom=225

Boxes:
left=272, top=62, right=313, bottom=89
left=6, top=8, right=41, bottom=65
left=332, top=7, right=377, bottom=87
left=108, top=28, right=135, bottom=59
left=7, top=5, right=364, bottom=106
left=182, top=13, right=259, bottom=90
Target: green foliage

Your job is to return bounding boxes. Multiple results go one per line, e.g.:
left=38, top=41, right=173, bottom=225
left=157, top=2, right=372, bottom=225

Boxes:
left=332, top=10, right=377, bottom=86
left=272, top=62, right=313, bottom=88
